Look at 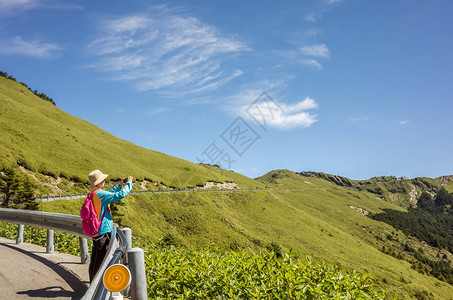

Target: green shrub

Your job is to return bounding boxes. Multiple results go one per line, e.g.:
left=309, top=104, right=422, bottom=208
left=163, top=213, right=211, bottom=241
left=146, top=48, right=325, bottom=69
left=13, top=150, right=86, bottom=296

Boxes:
left=145, top=246, right=388, bottom=299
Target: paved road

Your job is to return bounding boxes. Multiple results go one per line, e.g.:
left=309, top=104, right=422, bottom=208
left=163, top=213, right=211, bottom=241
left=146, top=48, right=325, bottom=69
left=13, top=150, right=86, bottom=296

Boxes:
left=0, top=237, right=89, bottom=300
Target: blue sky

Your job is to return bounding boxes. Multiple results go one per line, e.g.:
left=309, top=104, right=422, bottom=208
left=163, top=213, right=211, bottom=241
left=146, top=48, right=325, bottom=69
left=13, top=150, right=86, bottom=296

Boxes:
left=1, top=0, right=453, bottom=180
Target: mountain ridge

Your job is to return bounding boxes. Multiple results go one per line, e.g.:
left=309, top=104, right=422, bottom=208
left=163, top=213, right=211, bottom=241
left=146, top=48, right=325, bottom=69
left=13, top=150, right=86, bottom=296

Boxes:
left=258, top=169, right=453, bottom=207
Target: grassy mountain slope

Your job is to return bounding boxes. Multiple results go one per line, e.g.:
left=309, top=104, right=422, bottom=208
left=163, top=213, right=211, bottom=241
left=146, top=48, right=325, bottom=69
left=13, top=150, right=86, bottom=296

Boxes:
left=0, top=77, right=261, bottom=191
left=2, top=76, right=453, bottom=298
left=41, top=171, right=453, bottom=298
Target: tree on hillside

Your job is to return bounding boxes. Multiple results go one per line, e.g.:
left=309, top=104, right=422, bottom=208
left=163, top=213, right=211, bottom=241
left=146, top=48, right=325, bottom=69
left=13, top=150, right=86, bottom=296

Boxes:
left=1, top=70, right=56, bottom=106
left=0, top=168, right=37, bottom=209
left=0, top=168, right=21, bottom=207
left=16, top=177, right=37, bottom=210
left=435, top=188, right=453, bottom=207
left=417, top=191, right=435, bottom=212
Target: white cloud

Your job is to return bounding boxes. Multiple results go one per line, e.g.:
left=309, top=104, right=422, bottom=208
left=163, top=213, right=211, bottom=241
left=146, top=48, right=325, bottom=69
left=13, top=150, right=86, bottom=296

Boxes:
left=348, top=116, right=369, bottom=122
left=88, top=8, right=248, bottom=96
left=284, top=97, right=317, bottom=111
left=298, top=59, right=323, bottom=69
left=245, top=97, right=317, bottom=130
left=183, top=97, right=211, bottom=105
left=0, top=0, right=39, bottom=10
left=226, top=85, right=318, bottom=130
left=301, top=44, right=330, bottom=58
left=0, top=36, right=61, bottom=58
left=399, top=120, right=409, bottom=125
left=147, top=107, right=170, bottom=116
left=0, top=0, right=82, bottom=13
left=104, top=15, right=151, bottom=33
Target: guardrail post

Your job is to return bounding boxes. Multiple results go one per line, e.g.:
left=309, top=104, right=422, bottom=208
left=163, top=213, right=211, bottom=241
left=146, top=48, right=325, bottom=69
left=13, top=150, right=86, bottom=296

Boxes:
left=46, top=229, right=54, bottom=253
left=128, top=247, right=147, bottom=300
left=16, top=224, right=24, bottom=244
left=79, top=237, right=90, bottom=264
left=121, top=228, right=133, bottom=296
left=122, top=228, right=132, bottom=252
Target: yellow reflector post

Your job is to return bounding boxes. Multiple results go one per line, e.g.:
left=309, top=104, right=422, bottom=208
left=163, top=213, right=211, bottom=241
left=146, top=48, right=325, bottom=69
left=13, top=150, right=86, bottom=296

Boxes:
left=103, top=264, right=131, bottom=292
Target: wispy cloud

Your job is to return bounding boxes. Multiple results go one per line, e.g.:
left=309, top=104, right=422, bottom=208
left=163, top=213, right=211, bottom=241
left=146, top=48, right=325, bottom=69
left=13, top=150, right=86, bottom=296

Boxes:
left=399, top=120, right=409, bottom=125
left=348, top=116, right=369, bottom=122
left=301, top=44, right=330, bottom=58
left=225, top=82, right=318, bottom=130
left=244, top=96, right=318, bottom=130
left=269, top=49, right=324, bottom=70
left=298, top=59, right=323, bottom=70
left=183, top=97, right=211, bottom=105
left=0, top=36, right=62, bottom=58
left=88, top=7, right=248, bottom=96
left=0, top=0, right=82, bottom=13
left=297, top=44, right=330, bottom=69
left=304, top=0, right=342, bottom=23
left=147, top=107, right=170, bottom=116
left=305, top=13, right=317, bottom=22
left=0, top=0, right=39, bottom=10
left=305, top=28, right=323, bottom=36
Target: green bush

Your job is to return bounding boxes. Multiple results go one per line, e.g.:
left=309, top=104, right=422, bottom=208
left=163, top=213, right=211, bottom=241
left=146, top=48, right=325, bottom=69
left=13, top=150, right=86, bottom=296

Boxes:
left=145, top=246, right=388, bottom=299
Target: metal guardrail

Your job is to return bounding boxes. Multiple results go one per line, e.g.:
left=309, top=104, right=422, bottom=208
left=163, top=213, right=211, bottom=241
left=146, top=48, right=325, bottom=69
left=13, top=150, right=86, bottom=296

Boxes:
left=83, top=225, right=134, bottom=300
left=0, top=208, right=147, bottom=300
left=0, top=208, right=86, bottom=237
left=36, top=194, right=87, bottom=202
left=35, top=188, right=266, bottom=202
left=93, top=226, right=127, bottom=299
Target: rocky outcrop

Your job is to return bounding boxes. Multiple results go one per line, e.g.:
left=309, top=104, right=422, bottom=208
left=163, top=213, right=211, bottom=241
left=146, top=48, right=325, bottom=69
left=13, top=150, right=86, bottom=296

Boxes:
left=298, top=171, right=357, bottom=187
left=194, top=181, right=238, bottom=190
left=439, top=175, right=453, bottom=186
left=349, top=205, right=369, bottom=216
left=409, top=184, right=418, bottom=204
left=18, top=166, right=64, bottom=195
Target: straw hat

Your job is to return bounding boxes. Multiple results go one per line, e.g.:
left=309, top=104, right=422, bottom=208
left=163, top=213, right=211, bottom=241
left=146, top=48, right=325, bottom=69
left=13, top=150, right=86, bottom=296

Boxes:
left=88, top=170, right=108, bottom=188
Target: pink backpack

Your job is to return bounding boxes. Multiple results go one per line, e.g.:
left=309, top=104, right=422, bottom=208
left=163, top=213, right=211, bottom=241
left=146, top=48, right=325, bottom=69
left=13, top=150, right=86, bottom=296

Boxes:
left=80, top=191, right=107, bottom=236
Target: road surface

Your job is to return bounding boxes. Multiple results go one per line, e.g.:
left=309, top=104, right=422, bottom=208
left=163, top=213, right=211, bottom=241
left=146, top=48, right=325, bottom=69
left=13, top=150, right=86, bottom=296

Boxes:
left=0, top=237, right=88, bottom=299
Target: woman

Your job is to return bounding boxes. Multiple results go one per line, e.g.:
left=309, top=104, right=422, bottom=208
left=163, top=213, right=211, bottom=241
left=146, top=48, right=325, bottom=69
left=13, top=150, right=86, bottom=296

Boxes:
left=87, top=169, right=133, bottom=282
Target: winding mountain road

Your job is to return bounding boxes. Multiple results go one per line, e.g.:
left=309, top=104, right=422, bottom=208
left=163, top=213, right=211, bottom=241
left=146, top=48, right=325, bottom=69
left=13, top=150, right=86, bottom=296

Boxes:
left=0, top=237, right=88, bottom=300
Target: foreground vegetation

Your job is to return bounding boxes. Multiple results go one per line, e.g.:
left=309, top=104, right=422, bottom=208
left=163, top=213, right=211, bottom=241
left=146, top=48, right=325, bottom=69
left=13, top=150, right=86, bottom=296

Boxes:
left=145, top=246, right=388, bottom=299
left=0, top=222, right=388, bottom=299
left=36, top=187, right=453, bottom=299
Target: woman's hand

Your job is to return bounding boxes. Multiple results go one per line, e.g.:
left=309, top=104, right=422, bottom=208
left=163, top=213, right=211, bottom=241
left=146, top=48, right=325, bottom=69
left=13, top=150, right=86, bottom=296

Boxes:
left=120, top=176, right=133, bottom=187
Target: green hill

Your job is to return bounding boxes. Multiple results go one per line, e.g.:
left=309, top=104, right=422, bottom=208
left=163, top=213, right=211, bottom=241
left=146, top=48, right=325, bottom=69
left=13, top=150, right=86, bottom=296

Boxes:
left=0, top=76, right=262, bottom=194
left=2, top=75, right=453, bottom=298
left=40, top=170, right=453, bottom=298
left=259, top=170, right=451, bottom=207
